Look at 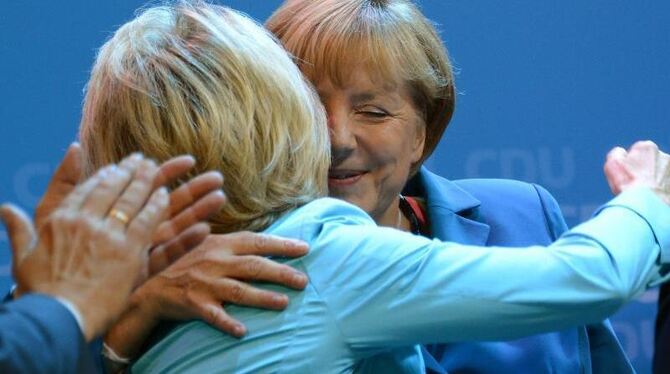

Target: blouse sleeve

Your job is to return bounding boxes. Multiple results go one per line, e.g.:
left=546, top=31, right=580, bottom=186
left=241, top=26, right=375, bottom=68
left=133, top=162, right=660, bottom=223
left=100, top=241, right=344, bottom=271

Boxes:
left=302, top=187, right=670, bottom=358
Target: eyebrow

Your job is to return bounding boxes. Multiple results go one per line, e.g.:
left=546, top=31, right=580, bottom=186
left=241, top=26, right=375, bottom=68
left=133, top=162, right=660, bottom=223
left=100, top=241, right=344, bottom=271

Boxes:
left=350, top=92, right=377, bottom=104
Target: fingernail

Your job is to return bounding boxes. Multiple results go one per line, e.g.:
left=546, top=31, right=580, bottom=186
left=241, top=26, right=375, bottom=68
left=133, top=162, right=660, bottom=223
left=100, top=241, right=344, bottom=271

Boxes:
left=234, top=324, right=246, bottom=336
left=293, top=272, right=307, bottom=286
left=273, top=294, right=288, bottom=305
left=287, top=239, right=308, bottom=250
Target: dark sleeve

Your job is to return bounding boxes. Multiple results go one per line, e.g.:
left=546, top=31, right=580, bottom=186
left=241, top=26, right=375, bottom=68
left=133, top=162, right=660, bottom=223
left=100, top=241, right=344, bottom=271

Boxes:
left=0, top=294, right=98, bottom=373
left=654, top=284, right=670, bottom=373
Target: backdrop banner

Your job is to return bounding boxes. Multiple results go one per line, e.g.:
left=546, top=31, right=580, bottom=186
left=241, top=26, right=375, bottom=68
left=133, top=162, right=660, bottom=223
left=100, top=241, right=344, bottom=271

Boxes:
left=1, top=1, right=667, bottom=372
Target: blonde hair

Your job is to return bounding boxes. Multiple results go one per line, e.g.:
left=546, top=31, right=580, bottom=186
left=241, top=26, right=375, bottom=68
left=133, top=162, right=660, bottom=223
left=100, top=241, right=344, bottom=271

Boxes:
left=267, top=0, right=455, bottom=173
left=79, top=1, right=330, bottom=233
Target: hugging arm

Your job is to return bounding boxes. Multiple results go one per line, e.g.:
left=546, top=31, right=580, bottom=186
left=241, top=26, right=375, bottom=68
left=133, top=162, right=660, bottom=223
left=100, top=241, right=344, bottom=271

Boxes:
left=311, top=142, right=670, bottom=357
left=311, top=187, right=669, bottom=357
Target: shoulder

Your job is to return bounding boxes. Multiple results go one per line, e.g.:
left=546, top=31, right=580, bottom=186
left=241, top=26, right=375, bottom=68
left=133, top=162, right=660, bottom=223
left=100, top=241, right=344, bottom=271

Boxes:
left=266, top=198, right=435, bottom=286
left=408, top=167, right=567, bottom=243
left=412, top=167, right=561, bottom=217
left=454, top=178, right=556, bottom=209
left=455, top=178, right=568, bottom=243
left=266, top=198, right=376, bottom=242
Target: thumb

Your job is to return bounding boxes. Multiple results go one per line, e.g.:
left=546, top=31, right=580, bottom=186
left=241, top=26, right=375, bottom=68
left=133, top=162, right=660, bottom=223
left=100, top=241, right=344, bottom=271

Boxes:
left=0, top=204, right=37, bottom=263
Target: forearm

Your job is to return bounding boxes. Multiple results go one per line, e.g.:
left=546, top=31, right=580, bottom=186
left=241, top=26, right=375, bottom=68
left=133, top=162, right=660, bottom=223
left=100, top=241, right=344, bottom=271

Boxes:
left=424, top=190, right=668, bottom=339
left=314, top=188, right=670, bottom=350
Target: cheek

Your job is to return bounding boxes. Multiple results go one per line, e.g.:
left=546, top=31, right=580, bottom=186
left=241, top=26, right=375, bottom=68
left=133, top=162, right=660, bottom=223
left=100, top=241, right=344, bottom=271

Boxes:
left=371, top=144, right=413, bottom=192
left=366, top=127, right=411, bottom=165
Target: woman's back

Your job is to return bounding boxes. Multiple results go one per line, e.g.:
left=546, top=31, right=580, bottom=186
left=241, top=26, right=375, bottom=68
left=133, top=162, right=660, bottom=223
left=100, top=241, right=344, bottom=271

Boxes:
left=133, top=198, right=418, bottom=373
left=133, top=191, right=670, bottom=373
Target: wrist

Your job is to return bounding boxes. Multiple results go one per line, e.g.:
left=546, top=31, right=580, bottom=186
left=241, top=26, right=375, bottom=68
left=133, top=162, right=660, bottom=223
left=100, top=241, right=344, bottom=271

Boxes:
left=129, top=281, right=162, bottom=327
left=102, top=342, right=131, bottom=373
left=53, top=296, right=87, bottom=337
left=104, top=287, right=163, bottom=362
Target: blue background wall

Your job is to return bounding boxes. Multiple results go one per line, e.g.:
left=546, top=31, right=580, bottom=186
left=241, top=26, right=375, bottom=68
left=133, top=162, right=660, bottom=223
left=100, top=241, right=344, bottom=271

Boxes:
left=1, top=1, right=667, bottom=371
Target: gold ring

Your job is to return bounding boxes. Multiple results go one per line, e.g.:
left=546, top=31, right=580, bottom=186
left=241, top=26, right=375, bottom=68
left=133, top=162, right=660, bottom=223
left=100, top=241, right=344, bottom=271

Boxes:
left=108, top=208, right=130, bottom=225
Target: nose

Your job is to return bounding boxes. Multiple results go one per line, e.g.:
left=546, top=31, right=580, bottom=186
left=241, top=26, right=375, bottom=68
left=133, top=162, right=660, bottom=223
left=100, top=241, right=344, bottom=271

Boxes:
left=328, top=109, right=356, bottom=165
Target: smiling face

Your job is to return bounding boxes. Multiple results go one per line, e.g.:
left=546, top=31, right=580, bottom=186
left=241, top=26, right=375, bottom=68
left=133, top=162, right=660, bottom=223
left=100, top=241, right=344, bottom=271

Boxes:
left=317, top=67, right=426, bottom=225
left=268, top=0, right=457, bottom=226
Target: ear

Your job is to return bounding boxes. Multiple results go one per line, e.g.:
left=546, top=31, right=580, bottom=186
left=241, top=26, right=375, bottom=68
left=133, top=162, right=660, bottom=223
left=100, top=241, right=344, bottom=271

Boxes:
left=410, top=121, right=426, bottom=164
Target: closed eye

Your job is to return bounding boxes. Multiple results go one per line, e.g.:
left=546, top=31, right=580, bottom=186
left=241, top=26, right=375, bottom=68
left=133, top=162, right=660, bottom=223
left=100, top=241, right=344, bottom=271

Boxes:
left=356, top=106, right=390, bottom=119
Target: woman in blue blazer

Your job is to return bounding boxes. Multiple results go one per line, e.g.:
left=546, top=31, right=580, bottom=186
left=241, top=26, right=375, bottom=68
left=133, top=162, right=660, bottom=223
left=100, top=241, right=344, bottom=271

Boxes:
left=266, top=0, right=633, bottom=372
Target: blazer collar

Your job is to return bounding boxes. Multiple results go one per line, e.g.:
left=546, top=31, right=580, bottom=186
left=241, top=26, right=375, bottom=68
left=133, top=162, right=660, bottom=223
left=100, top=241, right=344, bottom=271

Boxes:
left=404, top=167, right=490, bottom=245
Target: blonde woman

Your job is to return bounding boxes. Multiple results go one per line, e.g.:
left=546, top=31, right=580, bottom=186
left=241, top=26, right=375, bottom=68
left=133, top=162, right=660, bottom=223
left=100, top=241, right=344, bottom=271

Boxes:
left=78, top=2, right=670, bottom=373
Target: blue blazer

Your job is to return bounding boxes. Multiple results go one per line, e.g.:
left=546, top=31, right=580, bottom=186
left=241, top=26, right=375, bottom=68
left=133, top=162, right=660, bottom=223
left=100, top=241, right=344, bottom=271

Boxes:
left=0, top=294, right=98, bottom=373
left=404, top=167, right=633, bottom=373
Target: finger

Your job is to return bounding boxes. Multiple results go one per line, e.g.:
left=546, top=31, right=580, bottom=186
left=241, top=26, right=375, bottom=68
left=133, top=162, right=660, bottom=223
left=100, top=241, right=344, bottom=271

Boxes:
left=604, top=158, right=631, bottom=195
left=604, top=147, right=631, bottom=195
left=228, top=255, right=308, bottom=290
left=80, top=165, right=134, bottom=217
left=105, top=158, right=160, bottom=232
left=153, top=190, right=225, bottom=245
left=153, top=155, right=196, bottom=188
left=630, top=140, right=658, bottom=154
left=627, top=141, right=659, bottom=168
left=52, top=142, right=84, bottom=184
left=225, top=232, right=309, bottom=258
left=606, top=146, right=627, bottom=161
left=195, top=302, right=246, bottom=337
left=168, top=171, right=224, bottom=216
left=60, top=167, right=107, bottom=211
left=126, top=187, right=170, bottom=253
left=214, top=278, right=290, bottom=311
left=149, top=222, right=210, bottom=275
left=0, top=204, right=37, bottom=263
left=662, top=152, right=670, bottom=182
left=35, top=143, right=83, bottom=228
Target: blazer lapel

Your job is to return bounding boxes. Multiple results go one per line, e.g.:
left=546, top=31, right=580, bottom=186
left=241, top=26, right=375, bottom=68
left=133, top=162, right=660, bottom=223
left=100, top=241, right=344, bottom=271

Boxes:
left=405, top=167, right=490, bottom=246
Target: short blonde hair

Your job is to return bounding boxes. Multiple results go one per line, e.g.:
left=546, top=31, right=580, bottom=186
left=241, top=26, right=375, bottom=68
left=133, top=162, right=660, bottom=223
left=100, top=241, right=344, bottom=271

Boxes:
left=79, top=1, right=330, bottom=233
left=267, top=0, right=455, bottom=173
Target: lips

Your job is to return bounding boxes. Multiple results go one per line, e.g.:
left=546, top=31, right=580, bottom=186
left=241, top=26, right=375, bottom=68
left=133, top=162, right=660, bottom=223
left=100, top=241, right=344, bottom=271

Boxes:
left=328, top=169, right=367, bottom=187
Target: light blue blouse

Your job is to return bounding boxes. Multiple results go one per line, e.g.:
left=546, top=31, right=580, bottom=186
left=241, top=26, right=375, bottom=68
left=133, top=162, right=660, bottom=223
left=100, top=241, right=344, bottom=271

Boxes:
left=134, top=188, right=670, bottom=373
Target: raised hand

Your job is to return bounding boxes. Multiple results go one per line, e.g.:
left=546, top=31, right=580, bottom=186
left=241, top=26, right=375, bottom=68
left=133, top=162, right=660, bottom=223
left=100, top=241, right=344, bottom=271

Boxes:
left=22, top=143, right=225, bottom=290
left=604, top=140, right=670, bottom=204
left=1, top=154, right=170, bottom=342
